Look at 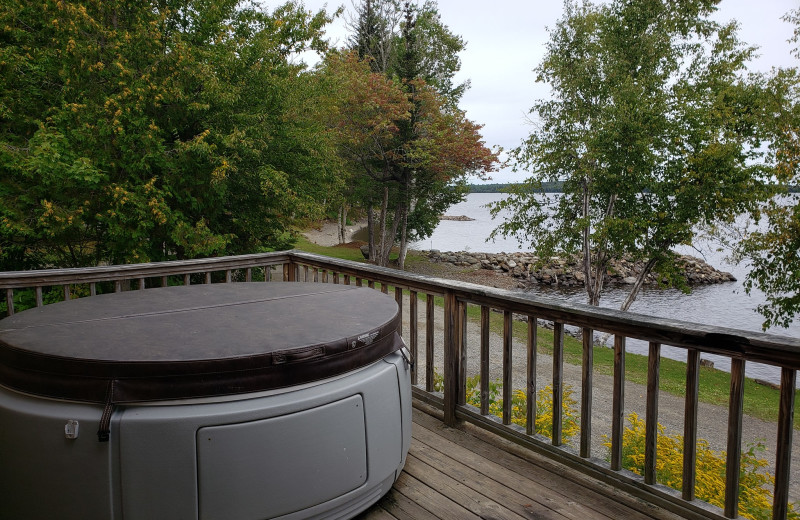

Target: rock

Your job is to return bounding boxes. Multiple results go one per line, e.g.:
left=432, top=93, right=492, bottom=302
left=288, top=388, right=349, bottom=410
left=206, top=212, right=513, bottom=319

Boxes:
left=360, top=245, right=370, bottom=259
left=419, top=249, right=735, bottom=290
left=439, top=215, right=476, bottom=221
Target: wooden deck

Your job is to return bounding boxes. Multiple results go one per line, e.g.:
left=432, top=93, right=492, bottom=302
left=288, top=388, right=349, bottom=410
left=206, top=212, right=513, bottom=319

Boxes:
left=359, top=405, right=680, bottom=520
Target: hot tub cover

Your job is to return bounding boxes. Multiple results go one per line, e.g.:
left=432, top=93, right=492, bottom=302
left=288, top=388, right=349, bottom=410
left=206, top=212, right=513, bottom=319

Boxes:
left=0, top=283, right=402, bottom=405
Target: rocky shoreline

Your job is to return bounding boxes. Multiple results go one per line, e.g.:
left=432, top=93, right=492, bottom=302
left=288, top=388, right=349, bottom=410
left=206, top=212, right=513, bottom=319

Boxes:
left=424, top=250, right=736, bottom=288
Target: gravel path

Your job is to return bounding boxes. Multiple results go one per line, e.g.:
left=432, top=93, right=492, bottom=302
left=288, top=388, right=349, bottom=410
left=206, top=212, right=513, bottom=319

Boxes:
left=398, top=291, right=800, bottom=504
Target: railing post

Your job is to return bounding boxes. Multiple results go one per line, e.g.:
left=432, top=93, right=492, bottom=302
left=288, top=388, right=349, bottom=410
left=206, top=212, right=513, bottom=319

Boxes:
left=552, top=322, right=564, bottom=446
left=5, top=289, right=14, bottom=316
left=409, top=291, right=418, bottom=385
left=502, top=310, right=513, bottom=425
left=683, top=349, right=700, bottom=501
left=645, top=342, right=661, bottom=485
left=725, top=358, right=746, bottom=518
left=481, top=307, right=491, bottom=416
left=443, top=290, right=461, bottom=427
left=773, top=368, right=796, bottom=520
left=580, top=327, right=593, bottom=458
left=526, top=315, right=537, bottom=436
left=610, top=335, right=626, bottom=471
left=425, top=294, right=434, bottom=393
left=458, top=301, right=467, bottom=406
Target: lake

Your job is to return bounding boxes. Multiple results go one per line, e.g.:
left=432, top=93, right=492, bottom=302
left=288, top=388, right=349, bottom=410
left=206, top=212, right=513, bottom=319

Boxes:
left=412, top=192, right=800, bottom=384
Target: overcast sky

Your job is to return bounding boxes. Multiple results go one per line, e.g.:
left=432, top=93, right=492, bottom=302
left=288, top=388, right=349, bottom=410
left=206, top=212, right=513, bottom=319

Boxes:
left=296, top=0, right=798, bottom=183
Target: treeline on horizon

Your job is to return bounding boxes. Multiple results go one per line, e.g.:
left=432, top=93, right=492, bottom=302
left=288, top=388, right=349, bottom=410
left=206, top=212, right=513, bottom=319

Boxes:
left=468, top=182, right=800, bottom=194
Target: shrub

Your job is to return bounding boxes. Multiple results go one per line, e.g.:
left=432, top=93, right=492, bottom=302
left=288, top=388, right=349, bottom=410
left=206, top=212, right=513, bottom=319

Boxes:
left=434, top=370, right=579, bottom=443
left=605, top=413, right=799, bottom=520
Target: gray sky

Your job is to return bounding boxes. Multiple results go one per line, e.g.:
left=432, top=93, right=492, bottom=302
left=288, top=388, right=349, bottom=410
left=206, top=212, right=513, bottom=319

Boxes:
left=298, top=0, right=798, bottom=183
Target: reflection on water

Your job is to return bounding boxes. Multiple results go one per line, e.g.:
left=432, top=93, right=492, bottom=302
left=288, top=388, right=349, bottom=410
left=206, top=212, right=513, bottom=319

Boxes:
left=413, top=193, right=800, bottom=385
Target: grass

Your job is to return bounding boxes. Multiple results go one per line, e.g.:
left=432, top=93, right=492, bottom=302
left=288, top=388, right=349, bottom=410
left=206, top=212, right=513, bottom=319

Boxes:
left=295, top=235, right=799, bottom=429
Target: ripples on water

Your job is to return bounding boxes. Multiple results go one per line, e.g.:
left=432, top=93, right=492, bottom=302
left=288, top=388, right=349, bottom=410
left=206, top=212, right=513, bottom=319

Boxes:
left=413, top=193, right=800, bottom=384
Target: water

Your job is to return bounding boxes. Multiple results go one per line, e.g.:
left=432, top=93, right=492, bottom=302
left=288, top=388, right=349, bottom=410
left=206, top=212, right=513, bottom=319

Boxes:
left=412, top=193, right=800, bottom=384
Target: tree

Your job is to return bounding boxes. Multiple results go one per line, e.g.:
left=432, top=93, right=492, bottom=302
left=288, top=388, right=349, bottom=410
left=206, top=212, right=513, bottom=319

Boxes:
left=490, top=0, right=767, bottom=310
left=342, top=0, right=496, bottom=267
left=736, top=8, right=800, bottom=329
left=0, top=0, right=338, bottom=269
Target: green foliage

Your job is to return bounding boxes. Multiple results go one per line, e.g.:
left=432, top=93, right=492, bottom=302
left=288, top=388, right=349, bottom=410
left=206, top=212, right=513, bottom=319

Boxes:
left=736, top=9, right=800, bottom=329
left=490, top=0, right=769, bottom=310
left=608, top=413, right=799, bottom=520
left=0, top=0, right=340, bottom=269
left=339, top=1, right=497, bottom=268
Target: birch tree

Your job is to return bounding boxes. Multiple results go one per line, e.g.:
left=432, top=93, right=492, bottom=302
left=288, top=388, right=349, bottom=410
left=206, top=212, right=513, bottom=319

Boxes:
left=491, top=0, right=767, bottom=310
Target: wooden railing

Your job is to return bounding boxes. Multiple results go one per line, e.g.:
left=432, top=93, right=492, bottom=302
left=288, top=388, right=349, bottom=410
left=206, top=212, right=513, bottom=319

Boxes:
left=1, top=250, right=797, bottom=520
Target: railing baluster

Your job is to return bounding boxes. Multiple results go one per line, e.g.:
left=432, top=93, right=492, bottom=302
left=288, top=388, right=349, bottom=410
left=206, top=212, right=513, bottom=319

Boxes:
left=381, top=282, right=388, bottom=294
left=480, top=306, right=490, bottom=416
left=283, top=264, right=290, bottom=281
left=725, top=358, right=746, bottom=518
left=333, top=271, right=339, bottom=284
left=527, top=315, right=538, bottom=436
left=224, top=270, right=231, bottom=283
left=581, top=327, right=593, bottom=457
left=204, top=272, right=211, bottom=285
left=265, top=266, right=271, bottom=282
left=683, top=349, right=700, bottom=501
left=90, top=282, right=96, bottom=296
left=344, top=274, right=351, bottom=285
left=356, top=277, right=363, bottom=287
left=773, top=368, right=796, bottom=520
left=645, top=342, right=661, bottom=485
left=368, top=280, right=375, bottom=290
left=138, top=278, right=145, bottom=291
left=395, top=286, right=403, bottom=336
left=35, top=286, right=43, bottom=306
left=552, top=322, right=564, bottom=446
left=502, top=310, right=512, bottom=426
left=162, top=275, right=168, bottom=287
left=245, top=268, right=252, bottom=282
left=426, top=293, right=434, bottom=393
left=63, top=284, right=71, bottom=300
left=458, top=301, right=467, bottom=406
left=114, top=281, right=122, bottom=293
left=443, top=291, right=459, bottom=427
left=184, top=274, right=191, bottom=286
left=410, top=291, right=418, bottom=385
left=6, top=288, right=14, bottom=316
left=611, top=335, right=626, bottom=471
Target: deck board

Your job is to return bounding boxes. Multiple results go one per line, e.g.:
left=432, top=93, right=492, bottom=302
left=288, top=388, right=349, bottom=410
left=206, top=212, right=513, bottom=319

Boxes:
left=357, top=406, right=682, bottom=520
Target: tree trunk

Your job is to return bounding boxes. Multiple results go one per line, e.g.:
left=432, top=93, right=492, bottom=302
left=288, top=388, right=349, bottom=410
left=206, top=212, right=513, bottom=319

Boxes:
left=377, top=187, right=390, bottom=266
left=337, top=204, right=346, bottom=244
left=620, top=258, right=658, bottom=312
left=397, top=206, right=409, bottom=270
left=367, top=207, right=375, bottom=262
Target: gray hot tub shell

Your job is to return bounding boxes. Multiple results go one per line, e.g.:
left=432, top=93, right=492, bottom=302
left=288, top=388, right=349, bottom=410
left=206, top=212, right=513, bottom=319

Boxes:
left=0, top=282, right=411, bottom=520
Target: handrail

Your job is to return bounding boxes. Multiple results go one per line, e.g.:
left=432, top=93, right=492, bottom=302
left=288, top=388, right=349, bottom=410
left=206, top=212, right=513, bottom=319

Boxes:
left=1, top=250, right=797, bottom=520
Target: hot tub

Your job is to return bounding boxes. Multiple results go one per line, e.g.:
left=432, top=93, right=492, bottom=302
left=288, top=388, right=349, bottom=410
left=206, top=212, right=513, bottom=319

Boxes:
left=0, top=282, right=411, bottom=520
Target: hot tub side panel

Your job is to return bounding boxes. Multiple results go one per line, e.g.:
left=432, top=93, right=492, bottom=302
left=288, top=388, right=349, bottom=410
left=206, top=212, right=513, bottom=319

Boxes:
left=0, top=387, right=111, bottom=520
left=115, top=354, right=408, bottom=520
